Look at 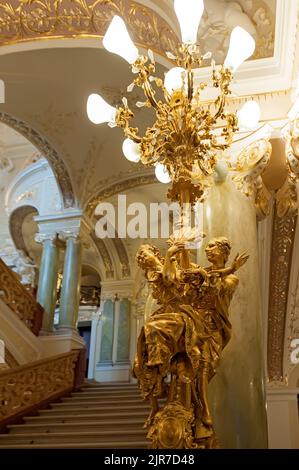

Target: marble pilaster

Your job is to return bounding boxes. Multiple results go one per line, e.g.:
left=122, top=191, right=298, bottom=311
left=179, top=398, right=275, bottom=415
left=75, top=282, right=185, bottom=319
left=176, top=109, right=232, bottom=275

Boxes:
left=198, top=176, right=268, bottom=448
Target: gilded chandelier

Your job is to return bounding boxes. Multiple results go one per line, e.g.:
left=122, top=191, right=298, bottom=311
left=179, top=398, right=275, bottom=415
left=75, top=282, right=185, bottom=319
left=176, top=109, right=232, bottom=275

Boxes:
left=87, top=0, right=258, bottom=205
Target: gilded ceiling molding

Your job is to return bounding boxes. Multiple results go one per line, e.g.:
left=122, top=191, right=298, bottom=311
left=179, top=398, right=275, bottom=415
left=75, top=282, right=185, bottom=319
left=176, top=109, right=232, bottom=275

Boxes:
left=0, top=112, right=75, bottom=208
left=86, top=173, right=156, bottom=217
left=267, top=205, right=297, bottom=382
left=0, top=0, right=179, bottom=59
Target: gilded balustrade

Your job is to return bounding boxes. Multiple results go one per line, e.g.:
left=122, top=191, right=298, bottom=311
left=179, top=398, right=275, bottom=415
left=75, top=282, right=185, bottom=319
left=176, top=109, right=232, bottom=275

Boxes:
left=0, top=258, right=43, bottom=335
left=0, top=350, right=80, bottom=427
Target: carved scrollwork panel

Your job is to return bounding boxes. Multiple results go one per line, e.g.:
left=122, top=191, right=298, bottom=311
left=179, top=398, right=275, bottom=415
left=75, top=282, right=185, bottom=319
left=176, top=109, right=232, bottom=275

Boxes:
left=267, top=207, right=297, bottom=382
left=229, top=139, right=272, bottom=219
left=0, top=351, right=79, bottom=422
left=0, top=257, right=43, bottom=335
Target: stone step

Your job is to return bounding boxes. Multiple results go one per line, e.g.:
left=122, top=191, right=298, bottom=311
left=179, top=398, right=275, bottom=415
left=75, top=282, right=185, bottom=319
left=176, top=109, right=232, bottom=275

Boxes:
left=74, top=390, right=141, bottom=397
left=49, top=402, right=148, bottom=411
left=82, top=382, right=137, bottom=386
left=8, top=420, right=146, bottom=434
left=24, top=410, right=148, bottom=424
left=39, top=408, right=149, bottom=417
left=0, top=440, right=148, bottom=449
left=62, top=396, right=143, bottom=404
left=0, top=429, right=146, bottom=445
left=0, top=381, right=149, bottom=449
left=81, top=384, right=137, bottom=390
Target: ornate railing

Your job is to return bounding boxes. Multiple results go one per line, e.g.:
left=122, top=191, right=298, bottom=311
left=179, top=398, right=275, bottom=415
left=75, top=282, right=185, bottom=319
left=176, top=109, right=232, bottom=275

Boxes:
left=0, top=257, right=43, bottom=335
left=0, top=350, right=84, bottom=429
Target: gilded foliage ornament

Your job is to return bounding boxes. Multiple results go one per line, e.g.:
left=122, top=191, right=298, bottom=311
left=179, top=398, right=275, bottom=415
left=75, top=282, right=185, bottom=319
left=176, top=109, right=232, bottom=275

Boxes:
left=0, top=0, right=179, bottom=60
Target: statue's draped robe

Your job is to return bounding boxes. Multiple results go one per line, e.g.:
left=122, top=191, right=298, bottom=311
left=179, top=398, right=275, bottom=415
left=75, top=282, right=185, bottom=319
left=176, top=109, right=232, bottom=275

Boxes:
left=134, top=273, right=239, bottom=397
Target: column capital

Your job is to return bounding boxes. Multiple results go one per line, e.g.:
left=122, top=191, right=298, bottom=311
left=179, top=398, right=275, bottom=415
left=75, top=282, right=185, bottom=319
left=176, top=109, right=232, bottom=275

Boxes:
left=58, top=231, right=81, bottom=243
left=35, top=233, right=58, bottom=244
left=100, top=280, right=134, bottom=301
left=34, top=210, right=92, bottom=241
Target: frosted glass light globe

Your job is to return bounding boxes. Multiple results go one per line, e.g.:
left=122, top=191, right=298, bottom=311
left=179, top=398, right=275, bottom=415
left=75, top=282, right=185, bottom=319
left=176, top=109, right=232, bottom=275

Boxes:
left=87, top=94, right=116, bottom=125
left=155, top=163, right=171, bottom=184
left=174, top=0, right=204, bottom=44
left=237, top=100, right=261, bottom=130
left=103, top=16, right=139, bottom=64
left=122, top=138, right=141, bottom=163
left=164, top=67, right=187, bottom=95
left=224, top=26, right=255, bottom=72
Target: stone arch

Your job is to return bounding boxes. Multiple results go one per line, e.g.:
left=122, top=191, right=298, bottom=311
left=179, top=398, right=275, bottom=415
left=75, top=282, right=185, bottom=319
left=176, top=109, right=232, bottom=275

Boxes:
left=9, top=205, right=38, bottom=256
left=85, top=173, right=158, bottom=280
left=0, top=112, right=75, bottom=208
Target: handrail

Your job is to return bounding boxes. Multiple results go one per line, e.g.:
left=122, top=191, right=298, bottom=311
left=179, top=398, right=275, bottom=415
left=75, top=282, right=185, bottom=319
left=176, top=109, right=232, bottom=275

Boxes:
left=0, top=257, right=43, bottom=335
left=0, top=350, right=85, bottom=429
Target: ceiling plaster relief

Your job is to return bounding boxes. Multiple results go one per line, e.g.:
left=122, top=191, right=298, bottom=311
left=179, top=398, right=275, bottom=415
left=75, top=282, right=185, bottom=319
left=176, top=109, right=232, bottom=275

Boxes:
left=0, top=1, right=275, bottom=63
left=0, top=0, right=179, bottom=60
left=197, top=0, right=275, bottom=65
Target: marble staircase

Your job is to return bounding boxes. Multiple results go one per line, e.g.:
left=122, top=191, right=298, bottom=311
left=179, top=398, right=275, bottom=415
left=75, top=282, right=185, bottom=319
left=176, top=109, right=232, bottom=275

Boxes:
left=0, top=382, right=149, bottom=448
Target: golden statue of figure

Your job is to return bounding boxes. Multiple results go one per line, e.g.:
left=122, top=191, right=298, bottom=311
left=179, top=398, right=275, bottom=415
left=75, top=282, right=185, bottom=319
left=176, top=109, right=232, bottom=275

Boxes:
left=133, top=236, right=248, bottom=449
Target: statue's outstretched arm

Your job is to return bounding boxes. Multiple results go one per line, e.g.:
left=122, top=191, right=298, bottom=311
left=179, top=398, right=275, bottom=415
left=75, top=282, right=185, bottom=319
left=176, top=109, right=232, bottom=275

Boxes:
left=209, top=252, right=249, bottom=277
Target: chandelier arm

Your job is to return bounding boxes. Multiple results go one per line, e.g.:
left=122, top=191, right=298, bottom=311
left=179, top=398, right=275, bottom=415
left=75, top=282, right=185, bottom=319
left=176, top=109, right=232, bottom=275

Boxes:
left=212, top=95, right=226, bottom=121
left=187, top=70, right=194, bottom=101
left=124, top=128, right=142, bottom=144
left=138, top=67, right=162, bottom=112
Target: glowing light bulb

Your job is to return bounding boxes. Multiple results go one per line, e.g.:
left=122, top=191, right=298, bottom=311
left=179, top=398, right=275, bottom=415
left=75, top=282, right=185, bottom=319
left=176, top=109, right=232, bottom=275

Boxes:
left=155, top=163, right=171, bottom=184
left=87, top=94, right=116, bottom=125
left=174, top=0, right=204, bottom=44
left=237, top=100, right=261, bottom=130
left=103, top=16, right=139, bottom=64
left=224, top=26, right=255, bottom=72
left=122, top=138, right=141, bottom=163
left=164, top=67, right=187, bottom=95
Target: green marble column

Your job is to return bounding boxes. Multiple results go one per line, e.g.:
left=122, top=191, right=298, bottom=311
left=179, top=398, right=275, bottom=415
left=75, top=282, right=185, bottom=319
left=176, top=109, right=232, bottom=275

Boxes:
left=198, top=177, right=268, bottom=448
left=100, top=299, right=114, bottom=363
left=117, top=299, right=130, bottom=363
left=58, top=236, right=82, bottom=332
left=36, top=236, right=59, bottom=334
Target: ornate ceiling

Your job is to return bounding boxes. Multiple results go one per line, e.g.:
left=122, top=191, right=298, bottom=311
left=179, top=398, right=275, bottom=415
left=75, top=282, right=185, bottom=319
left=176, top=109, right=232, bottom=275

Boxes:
left=0, top=1, right=276, bottom=63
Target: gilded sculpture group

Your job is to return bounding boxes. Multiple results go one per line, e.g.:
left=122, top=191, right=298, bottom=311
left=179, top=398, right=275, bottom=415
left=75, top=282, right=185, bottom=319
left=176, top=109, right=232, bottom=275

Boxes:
left=133, top=235, right=248, bottom=448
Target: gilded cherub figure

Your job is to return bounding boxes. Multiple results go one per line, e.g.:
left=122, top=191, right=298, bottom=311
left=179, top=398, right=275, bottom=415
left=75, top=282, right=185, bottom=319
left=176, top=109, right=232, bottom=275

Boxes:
left=133, top=236, right=248, bottom=448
